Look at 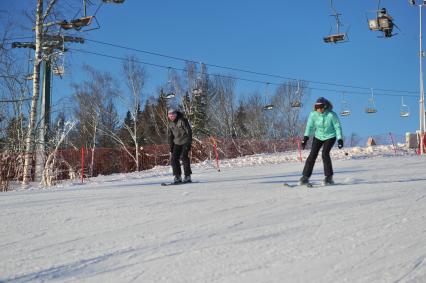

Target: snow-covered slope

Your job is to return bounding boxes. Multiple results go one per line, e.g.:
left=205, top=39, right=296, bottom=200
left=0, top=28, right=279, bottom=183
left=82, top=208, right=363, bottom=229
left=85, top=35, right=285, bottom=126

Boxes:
left=1, top=146, right=425, bottom=282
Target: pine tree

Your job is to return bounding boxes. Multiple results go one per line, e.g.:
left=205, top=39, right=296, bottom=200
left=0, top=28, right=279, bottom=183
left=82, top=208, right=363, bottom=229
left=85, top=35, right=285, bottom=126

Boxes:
left=117, top=110, right=134, bottom=147
left=189, top=63, right=209, bottom=137
left=234, top=101, right=248, bottom=138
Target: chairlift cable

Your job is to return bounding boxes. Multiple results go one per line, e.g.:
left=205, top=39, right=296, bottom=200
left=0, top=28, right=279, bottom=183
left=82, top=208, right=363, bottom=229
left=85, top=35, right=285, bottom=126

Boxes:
left=84, top=38, right=417, bottom=95
left=0, top=97, right=32, bottom=103
left=68, top=47, right=419, bottom=99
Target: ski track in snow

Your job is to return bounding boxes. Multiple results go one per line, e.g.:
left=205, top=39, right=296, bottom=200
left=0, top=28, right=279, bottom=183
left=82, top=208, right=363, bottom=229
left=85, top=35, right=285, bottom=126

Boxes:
left=1, top=146, right=426, bottom=282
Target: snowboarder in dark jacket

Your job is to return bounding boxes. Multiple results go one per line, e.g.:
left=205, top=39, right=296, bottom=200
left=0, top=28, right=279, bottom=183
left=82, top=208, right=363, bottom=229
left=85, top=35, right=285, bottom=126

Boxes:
left=300, top=97, right=343, bottom=185
left=167, top=108, right=193, bottom=183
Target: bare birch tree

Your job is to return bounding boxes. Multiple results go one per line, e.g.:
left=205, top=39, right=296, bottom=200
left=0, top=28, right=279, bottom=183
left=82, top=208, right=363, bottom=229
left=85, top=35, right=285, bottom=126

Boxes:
left=22, top=0, right=44, bottom=186
left=120, top=55, right=146, bottom=170
left=72, top=66, right=118, bottom=176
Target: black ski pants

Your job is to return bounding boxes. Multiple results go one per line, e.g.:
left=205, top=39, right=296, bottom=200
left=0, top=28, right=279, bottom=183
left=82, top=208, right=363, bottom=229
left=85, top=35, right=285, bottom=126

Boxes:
left=171, top=143, right=192, bottom=177
left=302, top=137, right=336, bottom=178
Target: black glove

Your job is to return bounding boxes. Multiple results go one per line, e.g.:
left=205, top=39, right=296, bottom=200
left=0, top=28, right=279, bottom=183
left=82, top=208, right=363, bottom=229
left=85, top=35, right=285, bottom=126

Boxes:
left=301, top=136, right=309, bottom=150
left=337, top=139, right=344, bottom=149
left=170, top=144, right=174, bottom=153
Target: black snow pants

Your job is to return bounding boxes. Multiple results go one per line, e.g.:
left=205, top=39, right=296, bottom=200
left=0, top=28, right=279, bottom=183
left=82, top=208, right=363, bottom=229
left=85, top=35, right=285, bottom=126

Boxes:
left=302, top=137, right=336, bottom=178
left=171, top=144, right=192, bottom=177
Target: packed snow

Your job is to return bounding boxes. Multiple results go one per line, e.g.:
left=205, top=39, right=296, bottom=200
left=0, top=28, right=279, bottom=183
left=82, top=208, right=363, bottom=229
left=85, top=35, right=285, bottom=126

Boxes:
left=1, top=145, right=426, bottom=283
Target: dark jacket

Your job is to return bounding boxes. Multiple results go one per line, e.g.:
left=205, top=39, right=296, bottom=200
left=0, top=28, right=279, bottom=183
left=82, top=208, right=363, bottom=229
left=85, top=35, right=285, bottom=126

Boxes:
left=168, top=111, right=192, bottom=146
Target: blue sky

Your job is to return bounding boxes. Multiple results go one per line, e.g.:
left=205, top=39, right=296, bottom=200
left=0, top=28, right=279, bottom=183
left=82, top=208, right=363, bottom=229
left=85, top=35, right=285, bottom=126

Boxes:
left=2, top=0, right=425, bottom=140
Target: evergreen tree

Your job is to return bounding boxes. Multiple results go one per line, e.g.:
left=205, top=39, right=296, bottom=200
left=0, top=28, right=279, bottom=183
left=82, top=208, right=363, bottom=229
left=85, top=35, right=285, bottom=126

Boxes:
left=99, top=100, right=119, bottom=148
left=189, top=63, right=209, bottom=137
left=117, top=110, right=134, bottom=147
left=234, top=101, right=248, bottom=138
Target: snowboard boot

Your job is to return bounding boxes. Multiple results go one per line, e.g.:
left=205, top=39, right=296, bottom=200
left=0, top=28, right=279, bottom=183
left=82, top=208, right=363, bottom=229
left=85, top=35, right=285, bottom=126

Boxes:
left=183, top=175, right=192, bottom=183
left=324, top=175, right=334, bottom=186
left=173, top=175, right=182, bottom=184
left=299, top=176, right=310, bottom=185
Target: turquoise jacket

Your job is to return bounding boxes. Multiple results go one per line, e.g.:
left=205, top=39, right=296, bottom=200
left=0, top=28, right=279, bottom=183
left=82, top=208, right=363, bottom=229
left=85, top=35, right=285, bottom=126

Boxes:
left=304, top=110, right=343, bottom=141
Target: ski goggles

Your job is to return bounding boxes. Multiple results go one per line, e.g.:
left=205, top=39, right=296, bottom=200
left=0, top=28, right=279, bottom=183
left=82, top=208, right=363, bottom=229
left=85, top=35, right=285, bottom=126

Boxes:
left=314, top=103, right=325, bottom=110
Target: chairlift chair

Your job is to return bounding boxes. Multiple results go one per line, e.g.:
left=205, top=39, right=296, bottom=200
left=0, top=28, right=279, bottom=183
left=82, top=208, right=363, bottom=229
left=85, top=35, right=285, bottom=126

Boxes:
left=52, top=48, right=65, bottom=77
left=365, top=88, right=378, bottom=114
left=291, top=101, right=302, bottom=108
left=160, top=88, right=176, bottom=100
left=367, top=2, right=397, bottom=38
left=192, top=78, right=203, bottom=97
left=291, top=80, right=303, bottom=108
left=263, top=104, right=274, bottom=111
left=52, top=66, right=64, bottom=76
left=163, top=67, right=176, bottom=99
left=323, top=0, right=349, bottom=44
left=400, top=96, right=410, bottom=117
left=263, top=82, right=274, bottom=111
left=191, top=62, right=205, bottom=97
left=192, top=87, right=202, bottom=96
left=340, top=92, right=351, bottom=116
left=59, top=16, right=99, bottom=32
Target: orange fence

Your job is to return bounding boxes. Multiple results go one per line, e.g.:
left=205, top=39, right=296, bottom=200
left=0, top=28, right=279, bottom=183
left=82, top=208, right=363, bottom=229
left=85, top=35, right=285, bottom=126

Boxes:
left=61, top=137, right=299, bottom=179
left=0, top=133, right=412, bottom=185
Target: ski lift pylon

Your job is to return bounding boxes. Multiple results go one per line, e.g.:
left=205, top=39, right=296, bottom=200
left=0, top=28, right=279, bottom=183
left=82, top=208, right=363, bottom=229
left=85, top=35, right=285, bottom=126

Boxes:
left=323, top=0, right=349, bottom=44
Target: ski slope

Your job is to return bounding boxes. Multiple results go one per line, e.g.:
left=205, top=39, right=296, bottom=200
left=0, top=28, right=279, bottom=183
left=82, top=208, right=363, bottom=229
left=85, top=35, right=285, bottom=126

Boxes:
left=1, top=145, right=426, bottom=283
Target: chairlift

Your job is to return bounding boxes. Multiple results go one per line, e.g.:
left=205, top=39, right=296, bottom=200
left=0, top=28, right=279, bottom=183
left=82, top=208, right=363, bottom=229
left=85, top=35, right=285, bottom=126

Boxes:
left=340, top=92, right=351, bottom=116
left=59, top=0, right=100, bottom=32
left=400, top=96, right=410, bottom=117
left=367, top=1, right=398, bottom=38
left=365, top=88, right=378, bottom=114
left=52, top=66, right=64, bottom=76
left=291, top=80, right=302, bottom=108
left=162, top=67, right=176, bottom=99
left=323, top=0, right=349, bottom=44
left=263, top=82, right=274, bottom=111
left=192, top=75, right=203, bottom=97
left=160, top=88, right=176, bottom=100
left=192, top=87, right=202, bottom=96
left=52, top=43, right=65, bottom=77
left=192, top=62, right=205, bottom=97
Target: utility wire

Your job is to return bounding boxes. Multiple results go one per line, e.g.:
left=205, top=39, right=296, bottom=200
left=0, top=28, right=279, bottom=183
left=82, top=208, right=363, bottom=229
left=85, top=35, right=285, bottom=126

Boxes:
left=84, top=38, right=418, bottom=95
left=69, top=47, right=418, bottom=98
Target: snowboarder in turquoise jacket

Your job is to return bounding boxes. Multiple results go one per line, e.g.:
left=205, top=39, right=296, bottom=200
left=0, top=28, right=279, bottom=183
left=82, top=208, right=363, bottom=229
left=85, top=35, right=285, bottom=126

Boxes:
left=300, top=97, right=343, bottom=185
